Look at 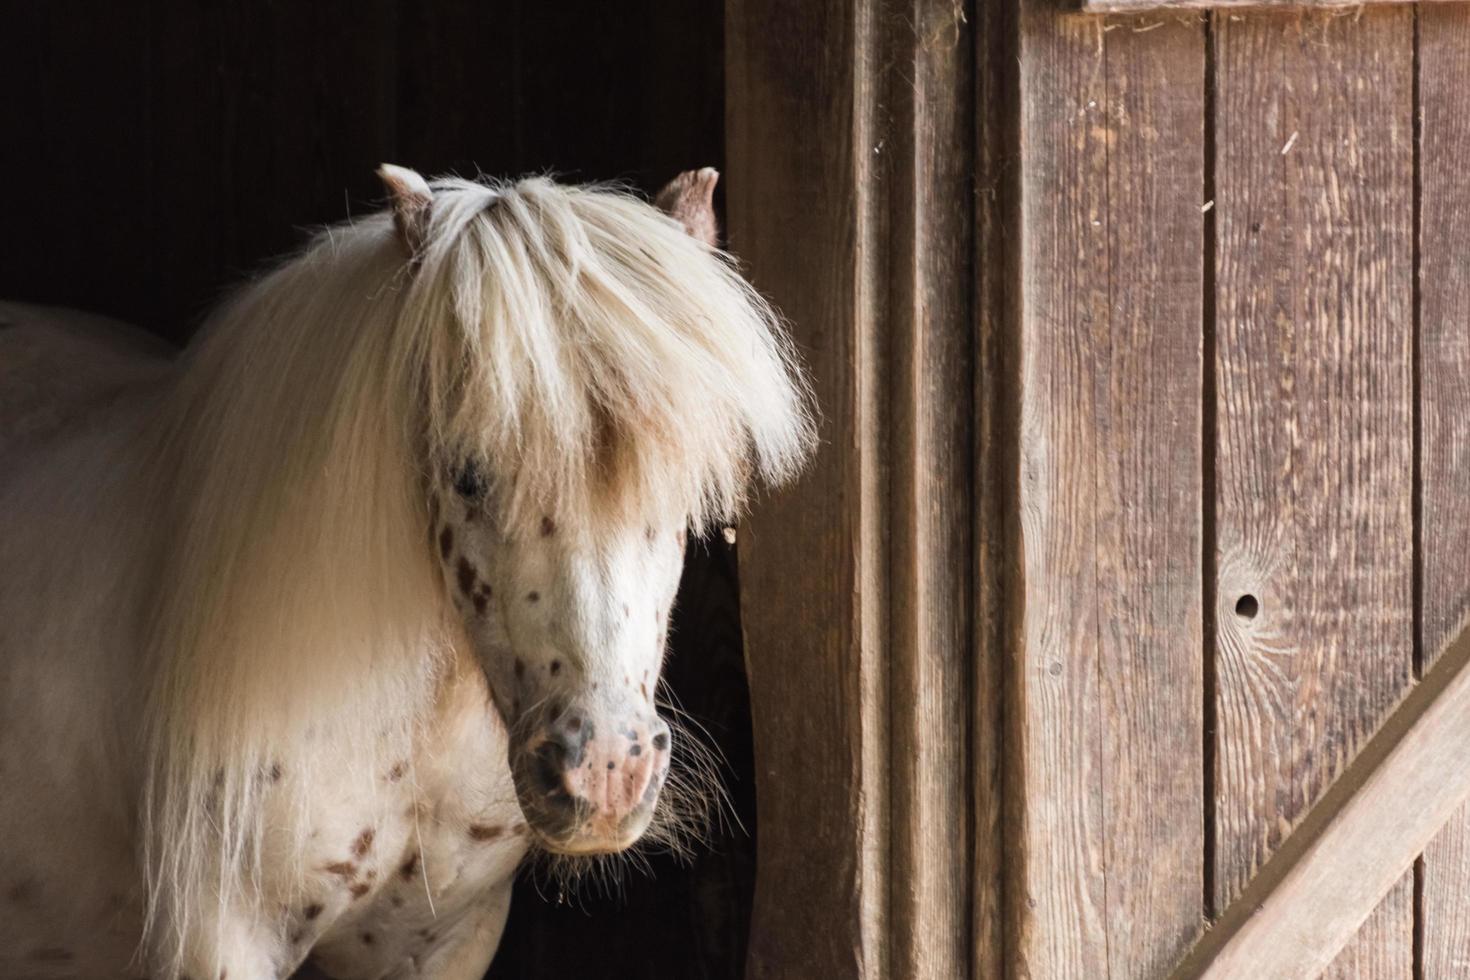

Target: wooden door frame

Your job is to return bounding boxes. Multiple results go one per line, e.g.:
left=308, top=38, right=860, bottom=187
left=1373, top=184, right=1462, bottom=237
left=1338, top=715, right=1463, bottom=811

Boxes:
left=726, top=1, right=996, bottom=977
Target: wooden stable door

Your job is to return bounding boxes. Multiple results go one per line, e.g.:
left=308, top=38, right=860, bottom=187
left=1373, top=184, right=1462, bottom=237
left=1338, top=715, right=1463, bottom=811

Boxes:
left=728, top=0, right=1470, bottom=977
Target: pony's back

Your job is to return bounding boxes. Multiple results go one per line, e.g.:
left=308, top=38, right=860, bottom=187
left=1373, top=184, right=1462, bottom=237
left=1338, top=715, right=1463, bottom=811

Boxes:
left=0, top=302, right=173, bottom=467
left=0, top=303, right=176, bottom=974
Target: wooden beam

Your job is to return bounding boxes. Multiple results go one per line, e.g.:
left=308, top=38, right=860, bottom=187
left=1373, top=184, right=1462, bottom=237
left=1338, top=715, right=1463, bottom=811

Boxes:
left=727, top=1, right=978, bottom=977
left=882, top=2, right=977, bottom=977
left=726, top=1, right=885, bottom=972
left=1171, top=614, right=1470, bottom=979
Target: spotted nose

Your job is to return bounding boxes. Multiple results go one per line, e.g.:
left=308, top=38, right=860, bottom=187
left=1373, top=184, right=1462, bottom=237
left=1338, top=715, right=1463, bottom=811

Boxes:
left=516, top=707, right=672, bottom=852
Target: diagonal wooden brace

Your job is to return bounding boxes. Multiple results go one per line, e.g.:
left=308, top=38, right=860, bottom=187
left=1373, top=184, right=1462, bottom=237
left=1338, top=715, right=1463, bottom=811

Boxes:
left=1172, top=615, right=1470, bottom=979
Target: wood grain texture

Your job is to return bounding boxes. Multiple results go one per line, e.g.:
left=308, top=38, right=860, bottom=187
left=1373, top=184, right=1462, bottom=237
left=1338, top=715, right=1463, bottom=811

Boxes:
left=1173, top=615, right=1470, bottom=979
left=1211, top=11, right=1415, bottom=976
left=1417, top=7, right=1470, bottom=977
left=1083, top=0, right=1454, bottom=15
left=882, top=2, right=976, bottom=978
left=974, top=0, right=1023, bottom=973
left=727, top=0, right=888, bottom=975
left=1012, top=5, right=1206, bottom=976
left=729, top=0, right=983, bottom=975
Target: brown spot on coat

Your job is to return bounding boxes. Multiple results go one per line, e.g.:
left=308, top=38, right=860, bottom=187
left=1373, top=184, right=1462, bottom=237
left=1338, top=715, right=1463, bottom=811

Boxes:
left=473, top=592, right=488, bottom=615
left=351, top=828, right=375, bottom=858
left=304, top=902, right=324, bottom=920
left=527, top=590, right=540, bottom=602
left=350, top=881, right=371, bottom=899
left=323, top=861, right=357, bottom=878
left=400, top=852, right=420, bottom=880
left=361, top=931, right=376, bottom=945
left=541, top=516, right=556, bottom=536
left=269, top=762, right=282, bottom=783
left=468, top=824, right=503, bottom=842
left=439, top=526, right=454, bottom=561
left=387, top=761, right=406, bottom=781
left=457, top=558, right=477, bottom=597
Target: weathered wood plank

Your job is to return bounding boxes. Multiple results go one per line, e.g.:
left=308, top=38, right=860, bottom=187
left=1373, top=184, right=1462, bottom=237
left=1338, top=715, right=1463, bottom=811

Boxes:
left=1173, top=613, right=1470, bottom=979
left=883, top=2, right=975, bottom=978
left=1211, top=10, right=1414, bottom=976
left=727, top=0, right=887, bottom=976
left=1011, top=5, right=1206, bottom=976
left=1417, top=7, right=1470, bottom=977
left=1083, top=0, right=1456, bottom=16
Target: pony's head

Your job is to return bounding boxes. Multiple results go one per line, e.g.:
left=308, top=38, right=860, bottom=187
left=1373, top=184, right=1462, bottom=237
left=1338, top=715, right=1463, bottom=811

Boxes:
left=139, top=166, right=812, bottom=968
left=381, top=165, right=814, bottom=855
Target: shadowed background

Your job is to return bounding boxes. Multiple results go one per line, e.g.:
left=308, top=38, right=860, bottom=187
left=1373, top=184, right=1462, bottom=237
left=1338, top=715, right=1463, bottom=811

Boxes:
left=0, top=3, right=753, bottom=978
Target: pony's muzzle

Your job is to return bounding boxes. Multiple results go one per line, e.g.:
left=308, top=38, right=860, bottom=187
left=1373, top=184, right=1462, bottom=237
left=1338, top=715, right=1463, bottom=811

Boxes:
left=512, top=705, right=672, bottom=854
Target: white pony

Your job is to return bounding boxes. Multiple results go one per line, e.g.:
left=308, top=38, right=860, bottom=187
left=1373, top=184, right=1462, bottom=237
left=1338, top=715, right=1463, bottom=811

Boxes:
left=0, top=166, right=813, bottom=979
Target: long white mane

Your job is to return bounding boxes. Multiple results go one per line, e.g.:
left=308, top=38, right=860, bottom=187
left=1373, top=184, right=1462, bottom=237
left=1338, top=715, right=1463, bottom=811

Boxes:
left=137, top=175, right=814, bottom=964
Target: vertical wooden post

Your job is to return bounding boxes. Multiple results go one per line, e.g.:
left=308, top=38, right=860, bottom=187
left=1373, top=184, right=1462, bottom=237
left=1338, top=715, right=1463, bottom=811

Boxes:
left=726, top=3, right=885, bottom=972
left=974, top=0, right=1023, bottom=975
left=884, top=2, right=978, bottom=979
left=727, top=1, right=978, bottom=976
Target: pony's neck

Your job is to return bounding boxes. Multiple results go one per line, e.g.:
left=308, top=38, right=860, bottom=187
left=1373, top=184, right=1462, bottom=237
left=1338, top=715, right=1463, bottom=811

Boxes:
left=141, top=218, right=451, bottom=751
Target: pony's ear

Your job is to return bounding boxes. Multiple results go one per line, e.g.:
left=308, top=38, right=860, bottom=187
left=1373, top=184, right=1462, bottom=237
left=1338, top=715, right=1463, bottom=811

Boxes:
left=376, top=163, right=433, bottom=258
left=654, top=167, right=720, bottom=247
